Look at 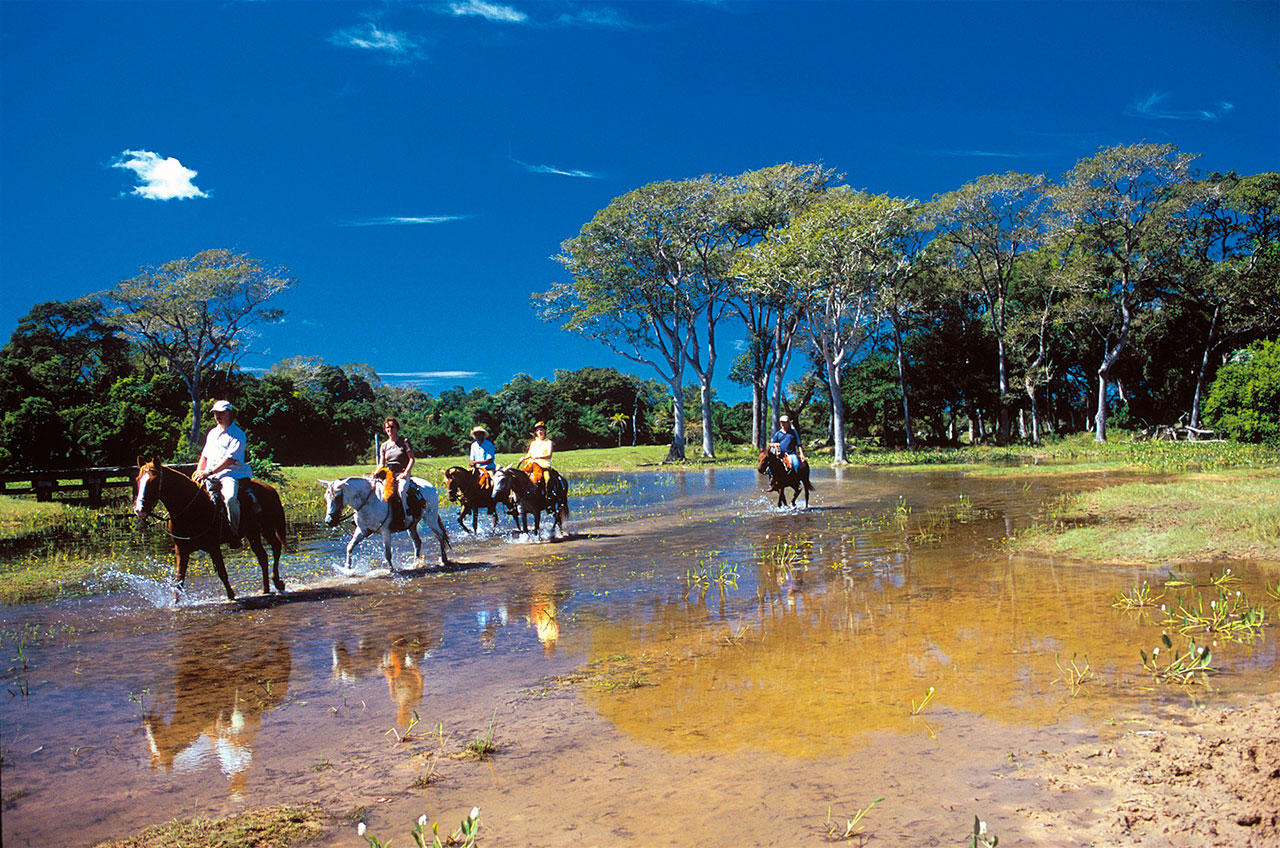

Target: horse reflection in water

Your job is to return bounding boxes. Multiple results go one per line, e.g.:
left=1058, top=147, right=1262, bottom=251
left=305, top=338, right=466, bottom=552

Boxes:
left=143, top=624, right=292, bottom=800
left=332, top=627, right=444, bottom=728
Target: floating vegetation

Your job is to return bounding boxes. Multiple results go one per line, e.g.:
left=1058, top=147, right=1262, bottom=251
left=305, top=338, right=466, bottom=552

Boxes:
left=1209, top=567, right=1241, bottom=588
left=1173, top=589, right=1267, bottom=643
left=825, top=796, right=884, bottom=842
left=1111, top=581, right=1164, bottom=610
left=1140, top=633, right=1216, bottom=684
left=682, top=559, right=739, bottom=598
left=909, top=686, right=936, bottom=716
left=1051, top=653, right=1095, bottom=697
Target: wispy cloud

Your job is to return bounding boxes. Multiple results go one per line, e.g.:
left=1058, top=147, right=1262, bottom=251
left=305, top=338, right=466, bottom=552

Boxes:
left=329, top=22, right=423, bottom=62
left=510, top=155, right=601, bottom=178
left=341, top=215, right=471, bottom=227
left=555, top=7, right=637, bottom=28
left=381, top=370, right=479, bottom=379
left=935, top=148, right=1027, bottom=159
left=112, top=150, right=209, bottom=200
left=1125, top=92, right=1234, bottom=122
left=449, top=0, right=528, bottom=24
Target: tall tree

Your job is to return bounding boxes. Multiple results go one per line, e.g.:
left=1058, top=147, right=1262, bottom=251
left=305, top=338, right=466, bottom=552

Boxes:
left=106, top=249, right=295, bottom=450
left=724, top=163, right=836, bottom=447
left=1048, top=144, right=1195, bottom=442
left=1169, top=171, right=1280, bottom=432
left=538, top=183, right=700, bottom=461
left=929, top=172, right=1049, bottom=444
left=755, top=189, right=903, bottom=462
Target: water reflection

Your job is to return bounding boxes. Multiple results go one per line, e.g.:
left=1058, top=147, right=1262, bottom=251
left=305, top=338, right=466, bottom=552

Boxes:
left=331, top=622, right=444, bottom=727
left=143, top=622, right=291, bottom=800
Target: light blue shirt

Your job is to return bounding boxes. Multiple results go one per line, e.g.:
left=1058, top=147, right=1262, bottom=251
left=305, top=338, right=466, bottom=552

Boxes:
left=470, top=438, right=496, bottom=470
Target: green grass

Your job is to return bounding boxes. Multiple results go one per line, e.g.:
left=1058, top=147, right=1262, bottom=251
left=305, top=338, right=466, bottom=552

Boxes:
left=1012, top=469, right=1280, bottom=563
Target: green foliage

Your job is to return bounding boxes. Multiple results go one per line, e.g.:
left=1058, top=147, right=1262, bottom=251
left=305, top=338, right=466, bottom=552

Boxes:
left=1203, top=340, right=1280, bottom=445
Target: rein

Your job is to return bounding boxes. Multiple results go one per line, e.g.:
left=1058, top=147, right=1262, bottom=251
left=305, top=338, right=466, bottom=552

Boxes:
left=143, top=467, right=221, bottom=541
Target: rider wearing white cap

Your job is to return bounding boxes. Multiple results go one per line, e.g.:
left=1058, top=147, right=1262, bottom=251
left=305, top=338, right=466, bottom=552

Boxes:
left=193, top=400, right=253, bottom=545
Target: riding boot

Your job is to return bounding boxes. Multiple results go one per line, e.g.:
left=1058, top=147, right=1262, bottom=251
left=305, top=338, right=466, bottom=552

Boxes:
left=225, top=499, right=242, bottom=548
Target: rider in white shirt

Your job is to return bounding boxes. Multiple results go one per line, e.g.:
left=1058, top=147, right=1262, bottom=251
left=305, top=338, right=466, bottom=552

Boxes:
left=193, top=400, right=253, bottom=545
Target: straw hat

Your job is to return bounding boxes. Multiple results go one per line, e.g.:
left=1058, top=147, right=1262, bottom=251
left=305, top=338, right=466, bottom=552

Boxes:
left=471, top=425, right=488, bottom=436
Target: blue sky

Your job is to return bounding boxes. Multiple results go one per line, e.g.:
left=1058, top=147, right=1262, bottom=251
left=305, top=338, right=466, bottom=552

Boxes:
left=2, top=1, right=1276, bottom=403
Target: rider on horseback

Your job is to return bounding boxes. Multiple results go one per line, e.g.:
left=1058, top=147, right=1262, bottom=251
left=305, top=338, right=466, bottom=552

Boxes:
left=519, top=421, right=553, bottom=496
left=193, top=399, right=253, bottom=548
left=769, top=414, right=806, bottom=474
left=469, top=425, right=496, bottom=477
left=375, top=417, right=423, bottom=527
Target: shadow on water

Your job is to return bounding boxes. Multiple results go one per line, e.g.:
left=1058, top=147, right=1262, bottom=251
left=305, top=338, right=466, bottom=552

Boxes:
left=2, top=466, right=1278, bottom=847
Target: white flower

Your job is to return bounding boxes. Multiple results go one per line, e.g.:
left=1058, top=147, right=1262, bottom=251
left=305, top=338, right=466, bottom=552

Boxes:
left=358, top=822, right=367, bottom=836
left=419, top=814, right=428, bottom=828
left=978, top=820, right=988, bottom=836
left=1152, top=647, right=1160, bottom=657
left=470, top=807, right=480, bottom=820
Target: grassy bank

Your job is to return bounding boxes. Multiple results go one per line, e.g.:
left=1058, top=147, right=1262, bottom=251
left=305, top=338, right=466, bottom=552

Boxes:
left=2, top=439, right=1278, bottom=605
left=1011, top=469, right=1280, bottom=564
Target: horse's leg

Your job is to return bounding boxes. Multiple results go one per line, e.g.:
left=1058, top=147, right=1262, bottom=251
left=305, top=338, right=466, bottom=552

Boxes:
left=346, top=528, right=368, bottom=570
left=409, top=522, right=423, bottom=561
left=173, top=546, right=190, bottom=603
left=270, top=537, right=285, bottom=592
left=209, top=547, right=235, bottom=601
left=382, top=529, right=394, bottom=572
left=248, top=532, right=271, bottom=594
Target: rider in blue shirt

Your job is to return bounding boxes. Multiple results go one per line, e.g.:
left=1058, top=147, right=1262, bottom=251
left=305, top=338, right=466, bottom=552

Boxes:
left=770, top=414, right=806, bottom=471
left=469, top=425, right=496, bottom=473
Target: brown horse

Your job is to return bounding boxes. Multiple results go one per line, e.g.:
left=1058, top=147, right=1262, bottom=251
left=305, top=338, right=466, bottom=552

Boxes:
left=490, top=465, right=570, bottom=537
left=758, top=447, right=814, bottom=508
left=133, top=460, right=287, bottom=601
left=443, top=466, right=505, bottom=532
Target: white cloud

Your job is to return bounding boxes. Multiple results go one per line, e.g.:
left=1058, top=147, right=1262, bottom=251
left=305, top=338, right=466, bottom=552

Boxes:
left=1125, top=92, right=1233, bottom=122
left=112, top=150, right=208, bottom=200
left=511, top=156, right=600, bottom=178
left=556, top=8, right=635, bottom=28
left=342, top=215, right=470, bottom=226
left=449, top=0, right=527, bottom=24
left=330, top=22, right=422, bottom=62
left=381, top=370, right=479, bottom=379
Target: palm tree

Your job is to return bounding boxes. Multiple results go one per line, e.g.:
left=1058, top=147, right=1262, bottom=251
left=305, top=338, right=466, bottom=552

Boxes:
left=610, top=412, right=628, bottom=448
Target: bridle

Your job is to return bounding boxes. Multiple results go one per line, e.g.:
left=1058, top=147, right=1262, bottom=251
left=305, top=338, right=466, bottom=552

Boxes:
left=136, top=465, right=220, bottom=541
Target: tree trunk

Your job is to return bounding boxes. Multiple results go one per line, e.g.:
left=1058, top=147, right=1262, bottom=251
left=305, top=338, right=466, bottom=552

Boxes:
left=698, top=377, right=715, bottom=459
left=827, top=361, right=847, bottom=464
left=996, top=334, right=1011, bottom=445
left=1188, top=304, right=1219, bottom=434
left=892, top=319, right=913, bottom=449
left=1094, top=372, right=1109, bottom=442
left=665, top=378, right=687, bottom=462
left=751, top=378, right=765, bottom=449
left=186, top=375, right=203, bottom=452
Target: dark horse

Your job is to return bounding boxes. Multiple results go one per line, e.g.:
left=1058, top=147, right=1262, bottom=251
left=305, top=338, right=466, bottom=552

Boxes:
left=133, top=460, right=287, bottom=601
left=758, top=447, right=814, bottom=508
left=442, top=466, right=504, bottom=532
left=490, top=465, right=570, bottom=537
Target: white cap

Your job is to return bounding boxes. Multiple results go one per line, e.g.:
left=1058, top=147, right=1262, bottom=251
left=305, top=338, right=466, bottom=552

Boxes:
left=778, top=414, right=789, bottom=423
left=211, top=400, right=234, bottom=412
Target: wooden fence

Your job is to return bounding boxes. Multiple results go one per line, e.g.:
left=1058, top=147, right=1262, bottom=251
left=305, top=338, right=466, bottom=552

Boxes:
left=0, top=465, right=196, bottom=506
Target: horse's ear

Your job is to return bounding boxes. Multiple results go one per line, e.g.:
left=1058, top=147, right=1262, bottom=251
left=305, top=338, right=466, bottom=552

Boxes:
left=318, top=480, right=330, bottom=487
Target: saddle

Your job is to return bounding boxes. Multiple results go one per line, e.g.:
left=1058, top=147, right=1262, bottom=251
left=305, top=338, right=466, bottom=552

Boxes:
left=373, top=467, right=422, bottom=532
left=519, top=460, right=546, bottom=487
left=201, top=480, right=258, bottom=545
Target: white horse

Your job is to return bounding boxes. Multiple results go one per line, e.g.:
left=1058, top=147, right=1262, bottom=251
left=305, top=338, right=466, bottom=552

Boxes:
left=319, top=476, right=450, bottom=571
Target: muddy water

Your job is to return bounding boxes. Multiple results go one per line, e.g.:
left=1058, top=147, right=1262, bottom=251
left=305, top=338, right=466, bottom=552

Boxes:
left=2, top=468, right=1278, bottom=847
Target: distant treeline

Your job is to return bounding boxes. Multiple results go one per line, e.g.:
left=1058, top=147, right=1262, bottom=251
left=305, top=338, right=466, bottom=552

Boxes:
left=0, top=303, right=733, bottom=470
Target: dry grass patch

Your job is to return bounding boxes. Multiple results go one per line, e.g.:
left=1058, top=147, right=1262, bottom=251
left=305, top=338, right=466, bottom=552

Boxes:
left=89, top=804, right=324, bottom=848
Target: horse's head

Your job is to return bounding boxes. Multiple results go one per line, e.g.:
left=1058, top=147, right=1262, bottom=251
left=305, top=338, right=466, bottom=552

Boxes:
left=490, top=466, right=515, bottom=503
left=443, top=467, right=464, bottom=502
left=319, top=479, right=344, bottom=527
left=134, top=459, right=161, bottom=518
left=757, top=450, right=772, bottom=474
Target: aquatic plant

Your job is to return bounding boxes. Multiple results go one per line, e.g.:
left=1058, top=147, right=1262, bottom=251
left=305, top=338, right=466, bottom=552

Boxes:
left=361, top=808, right=480, bottom=848
left=460, top=710, right=498, bottom=761
left=968, top=816, right=999, bottom=848
left=1266, top=580, right=1280, bottom=603
left=386, top=709, right=424, bottom=744
left=1209, top=567, right=1241, bottom=588
left=1140, top=633, right=1215, bottom=684
left=1051, top=653, right=1095, bottom=697
left=1174, top=589, right=1267, bottom=642
left=825, top=796, right=884, bottom=842
left=1111, top=581, right=1164, bottom=609
left=909, top=686, right=936, bottom=716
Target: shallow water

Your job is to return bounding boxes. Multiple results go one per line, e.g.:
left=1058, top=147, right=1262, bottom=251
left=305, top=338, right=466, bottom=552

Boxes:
left=2, top=467, right=1277, bottom=847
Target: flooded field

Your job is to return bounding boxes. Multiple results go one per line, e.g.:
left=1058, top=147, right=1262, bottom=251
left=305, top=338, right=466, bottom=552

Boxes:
left=2, top=467, right=1277, bottom=847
